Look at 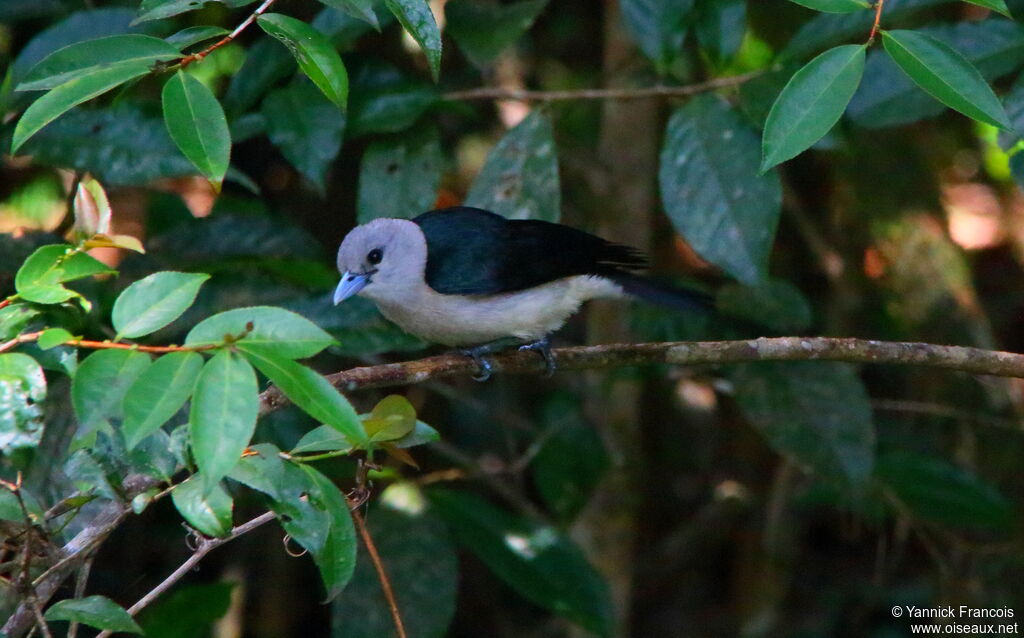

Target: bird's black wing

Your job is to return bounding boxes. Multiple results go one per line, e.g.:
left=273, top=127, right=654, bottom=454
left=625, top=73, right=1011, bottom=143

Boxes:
left=412, top=206, right=647, bottom=295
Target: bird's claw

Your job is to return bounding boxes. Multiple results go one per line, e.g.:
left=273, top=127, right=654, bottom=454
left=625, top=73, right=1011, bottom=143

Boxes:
left=519, top=337, right=556, bottom=377
left=461, top=347, right=494, bottom=382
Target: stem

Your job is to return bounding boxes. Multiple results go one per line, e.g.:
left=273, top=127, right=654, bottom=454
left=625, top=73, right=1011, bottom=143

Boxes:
left=283, top=448, right=355, bottom=463
left=94, top=511, right=277, bottom=638
left=868, top=0, right=886, bottom=44
left=442, top=69, right=766, bottom=102
left=349, top=505, right=407, bottom=638
left=66, top=339, right=218, bottom=354
left=0, top=298, right=12, bottom=311
left=179, top=0, right=278, bottom=68
left=0, top=332, right=43, bottom=355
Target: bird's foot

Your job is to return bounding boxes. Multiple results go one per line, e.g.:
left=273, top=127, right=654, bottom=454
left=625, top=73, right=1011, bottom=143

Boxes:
left=518, top=336, right=556, bottom=377
left=460, top=344, right=499, bottom=382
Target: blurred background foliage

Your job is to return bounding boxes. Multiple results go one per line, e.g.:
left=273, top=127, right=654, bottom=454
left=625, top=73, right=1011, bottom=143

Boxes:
left=2, top=0, right=1024, bottom=636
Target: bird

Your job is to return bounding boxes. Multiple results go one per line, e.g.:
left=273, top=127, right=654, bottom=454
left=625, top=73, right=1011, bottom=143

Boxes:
left=333, top=206, right=711, bottom=380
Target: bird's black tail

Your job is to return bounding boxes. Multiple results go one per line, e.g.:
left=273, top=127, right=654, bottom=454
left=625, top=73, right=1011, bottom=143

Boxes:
left=605, top=272, right=715, bottom=313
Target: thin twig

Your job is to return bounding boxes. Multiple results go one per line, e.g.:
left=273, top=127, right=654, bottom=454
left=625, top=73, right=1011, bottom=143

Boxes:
left=66, top=339, right=218, bottom=354
left=180, top=0, right=278, bottom=68
left=66, top=554, right=95, bottom=638
left=1, top=476, right=53, bottom=638
left=0, top=298, right=11, bottom=311
left=259, top=337, right=1024, bottom=416
left=868, top=0, right=886, bottom=44
left=442, top=69, right=767, bottom=102
left=0, top=331, right=43, bottom=355
left=94, top=511, right=277, bottom=638
left=349, top=505, right=407, bottom=638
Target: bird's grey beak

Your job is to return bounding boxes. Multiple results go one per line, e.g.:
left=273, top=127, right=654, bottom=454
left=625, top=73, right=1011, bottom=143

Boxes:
left=334, top=272, right=369, bottom=304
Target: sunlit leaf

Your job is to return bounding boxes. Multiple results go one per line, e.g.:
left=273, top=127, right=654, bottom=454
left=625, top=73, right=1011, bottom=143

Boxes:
left=15, top=245, right=114, bottom=304
left=123, top=351, right=203, bottom=450
left=162, top=70, right=231, bottom=187
left=257, top=13, right=349, bottom=109
left=112, top=271, right=210, bottom=339
left=171, top=475, right=234, bottom=537
left=185, top=306, right=337, bottom=359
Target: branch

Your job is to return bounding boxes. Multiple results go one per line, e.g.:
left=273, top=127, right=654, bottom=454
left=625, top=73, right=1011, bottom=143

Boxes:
left=179, top=0, right=277, bottom=68
left=441, top=69, right=766, bottom=102
left=94, top=511, right=277, bottom=638
left=349, top=505, right=406, bottom=638
left=868, top=0, right=886, bottom=44
left=259, top=337, right=1024, bottom=415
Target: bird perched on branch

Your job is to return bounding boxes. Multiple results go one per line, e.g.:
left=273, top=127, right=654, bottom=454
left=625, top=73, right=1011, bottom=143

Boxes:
left=334, top=206, right=710, bottom=380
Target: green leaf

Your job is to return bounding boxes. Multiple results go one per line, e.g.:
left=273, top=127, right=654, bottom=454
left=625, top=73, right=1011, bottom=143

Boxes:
left=317, top=0, right=381, bottom=29
left=112, top=272, right=209, bottom=339
left=37, top=328, right=74, bottom=350
left=0, top=353, right=47, bottom=452
left=332, top=484, right=457, bottom=638
left=122, top=351, right=203, bottom=450
left=876, top=452, right=1012, bottom=532
left=346, top=59, right=439, bottom=137
left=138, top=583, right=234, bottom=638
left=134, top=0, right=258, bottom=24
left=849, top=20, right=1024, bottom=129
left=531, top=393, right=609, bottom=522
left=171, top=475, right=233, bottom=537
left=185, top=306, right=337, bottom=359
left=786, top=0, right=870, bottom=13
left=660, top=95, right=781, bottom=285
left=465, top=110, right=560, bottom=221
left=166, top=26, right=230, bottom=51
left=44, top=595, right=142, bottom=633
left=72, top=349, right=152, bottom=435
left=15, top=245, right=114, bottom=304
left=18, top=34, right=180, bottom=91
left=881, top=29, right=1011, bottom=129
left=715, top=278, right=813, bottom=333
left=363, top=395, right=416, bottom=443
left=429, top=488, right=613, bottom=636
left=693, top=0, right=747, bottom=62
left=962, top=0, right=1011, bottom=17
left=384, top=0, right=443, bottom=81
left=261, top=80, right=345, bottom=195
left=357, top=124, right=442, bottom=223
left=293, top=419, right=437, bottom=454
left=445, top=0, right=548, bottom=68
left=11, top=62, right=151, bottom=154
left=162, top=70, right=231, bottom=187
left=0, top=305, right=39, bottom=341
left=257, top=13, right=350, bottom=109
left=302, top=466, right=358, bottom=599
left=620, top=0, right=693, bottom=74
left=190, top=350, right=259, bottom=493
left=731, top=361, right=875, bottom=486
left=17, top=104, right=199, bottom=186
left=238, top=346, right=366, bottom=446
left=761, top=44, right=865, bottom=170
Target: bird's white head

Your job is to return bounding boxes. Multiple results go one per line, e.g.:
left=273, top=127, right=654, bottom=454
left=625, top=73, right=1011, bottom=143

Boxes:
left=334, top=218, right=428, bottom=305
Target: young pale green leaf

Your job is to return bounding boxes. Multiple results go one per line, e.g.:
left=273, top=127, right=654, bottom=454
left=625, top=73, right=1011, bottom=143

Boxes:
left=257, top=13, right=350, bottom=109
left=292, top=425, right=354, bottom=454
left=961, top=0, right=1011, bottom=17
left=185, top=306, right=336, bottom=359
left=466, top=110, right=560, bottom=221
left=37, top=328, right=74, bottom=350
left=162, top=70, right=231, bottom=187
left=15, top=245, right=114, bottom=305
left=18, top=34, right=180, bottom=91
left=190, top=350, right=259, bottom=493
left=384, top=0, right=443, bottom=81
left=171, top=475, right=234, bottom=538
left=357, top=124, right=442, bottom=223
left=238, top=345, right=366, bottom=446
left=363, top=395, right=416, bottom=443
left=445, top=0, right=548, bottom=68
left=660, top=95, right=781, bottom=285
left=72, top=349, right=152, bottom=435
left=44, top=595, right=142, bottom=633
left=122, top=351, right=203, bottom=450
left=761, top=44, right=866, bottom=170
left=881, top=29, right=1011, bottom=129
left=166, top=26, right=230, bottom=51
left=73, top=175, right=112, bottom=238
left=429, top=488, right=614, bottom=636
left=786, top=0, right=870, bottom=13
left=11, top=62, right=151, bottom=154
left=261, top=81, right=345, bottom=195
left=731, top=361, right=875, bottom=486
left=112, top=271, right=210, bottom=339
left=302, top=466, right=358, bottom=599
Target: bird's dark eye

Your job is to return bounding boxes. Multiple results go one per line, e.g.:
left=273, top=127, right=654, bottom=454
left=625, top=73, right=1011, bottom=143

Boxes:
left=366, top=248, right=383, bottom=265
